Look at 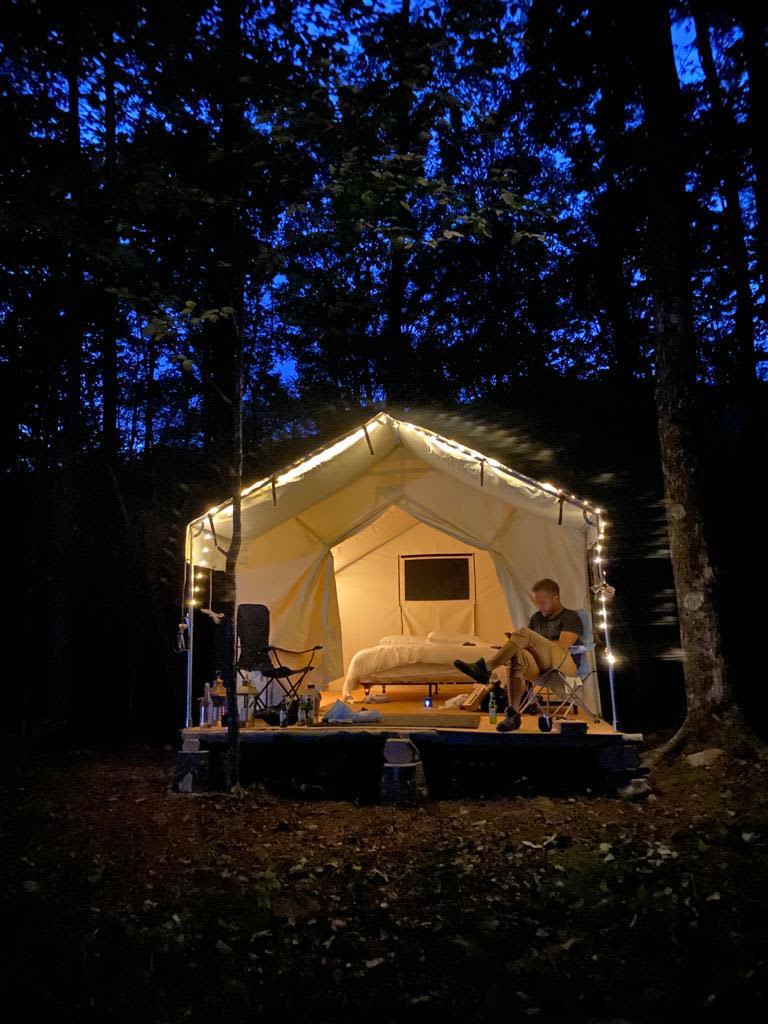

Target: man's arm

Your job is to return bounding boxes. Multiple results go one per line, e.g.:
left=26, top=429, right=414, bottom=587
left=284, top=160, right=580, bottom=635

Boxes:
left=556, top=610, right=583, bottom=651
left=556, top=630, right=578, bottom=651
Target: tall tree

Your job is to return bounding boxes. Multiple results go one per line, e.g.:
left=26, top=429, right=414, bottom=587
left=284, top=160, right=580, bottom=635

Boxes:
left=631, top=2, right=755, bottom=761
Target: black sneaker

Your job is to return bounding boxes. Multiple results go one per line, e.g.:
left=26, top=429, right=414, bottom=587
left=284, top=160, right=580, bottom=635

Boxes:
left=497, top=708, right=521, bottom=732
left=453, top=657, right=491, bottom=685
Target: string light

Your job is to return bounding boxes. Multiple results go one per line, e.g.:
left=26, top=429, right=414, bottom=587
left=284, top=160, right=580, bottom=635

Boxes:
left=193, top=413, right=603, bottom=532
left=594, top=512, right=619, bottom=730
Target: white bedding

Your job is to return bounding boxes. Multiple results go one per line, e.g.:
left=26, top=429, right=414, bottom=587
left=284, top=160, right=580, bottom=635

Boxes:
left=342, top=634, right=501, bottom=698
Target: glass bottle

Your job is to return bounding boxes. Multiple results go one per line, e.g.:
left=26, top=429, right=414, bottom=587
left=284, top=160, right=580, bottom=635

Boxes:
left=488, top=688, right=498, bottom=725
left=200, top=682, right=211, bottom=727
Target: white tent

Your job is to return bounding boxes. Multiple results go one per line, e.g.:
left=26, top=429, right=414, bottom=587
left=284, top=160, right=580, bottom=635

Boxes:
left=184, top=412, right=613, bottom=717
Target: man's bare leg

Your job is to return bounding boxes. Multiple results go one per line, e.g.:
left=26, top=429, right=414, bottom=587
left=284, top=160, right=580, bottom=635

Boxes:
left=507, top=666, right=527, bottom=712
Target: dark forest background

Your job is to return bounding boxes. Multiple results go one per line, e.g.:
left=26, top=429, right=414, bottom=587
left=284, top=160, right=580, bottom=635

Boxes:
left=3, top=0, right=766, bottom=744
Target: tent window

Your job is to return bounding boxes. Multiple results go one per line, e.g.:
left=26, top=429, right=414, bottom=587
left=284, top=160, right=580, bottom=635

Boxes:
left=401, top=555, right=471, bottom=602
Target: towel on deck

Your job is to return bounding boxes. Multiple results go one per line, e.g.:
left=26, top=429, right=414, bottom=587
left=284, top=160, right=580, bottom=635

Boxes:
left=322, top=699, right=383, bottom=725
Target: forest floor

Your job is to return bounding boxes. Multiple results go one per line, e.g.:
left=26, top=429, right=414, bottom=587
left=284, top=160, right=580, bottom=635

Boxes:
left=2, top=737, right=767, bottom=1024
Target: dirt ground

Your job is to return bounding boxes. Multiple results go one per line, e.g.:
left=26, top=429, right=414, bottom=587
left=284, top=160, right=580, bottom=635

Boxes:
left=2, top=737, right=767, bottom=1023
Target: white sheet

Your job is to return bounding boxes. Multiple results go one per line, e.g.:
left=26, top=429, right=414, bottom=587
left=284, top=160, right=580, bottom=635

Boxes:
left=342, top=635, right=500, bottom=698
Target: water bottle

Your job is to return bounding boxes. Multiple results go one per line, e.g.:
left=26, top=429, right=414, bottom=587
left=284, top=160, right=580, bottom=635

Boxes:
left=306, top=685, right=316, bottom=726
left=297, top=697, right=307, bottom=726
left=279, top=699, right=287, bottom=728
left=488, top=688, right=498, bottom=725
left=199, top=683, right=209, bottom=726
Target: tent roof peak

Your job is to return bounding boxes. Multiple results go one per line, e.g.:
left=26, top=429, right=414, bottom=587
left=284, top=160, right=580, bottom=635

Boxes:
left=190, top=409, right=603, bottom=527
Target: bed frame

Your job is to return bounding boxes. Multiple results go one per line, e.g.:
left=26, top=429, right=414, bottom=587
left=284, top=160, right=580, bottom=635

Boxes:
left=360, top=663, right=477, bottom=699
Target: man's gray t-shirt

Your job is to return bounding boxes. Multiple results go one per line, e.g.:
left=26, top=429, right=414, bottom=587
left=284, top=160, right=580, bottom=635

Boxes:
left=528, top=607, right=582, bottom=645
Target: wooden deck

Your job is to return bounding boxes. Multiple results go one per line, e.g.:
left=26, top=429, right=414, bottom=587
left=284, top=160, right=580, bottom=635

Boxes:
left=177, top=684, right=643, bottom=796
left=183, top=684, right=631, bottom=746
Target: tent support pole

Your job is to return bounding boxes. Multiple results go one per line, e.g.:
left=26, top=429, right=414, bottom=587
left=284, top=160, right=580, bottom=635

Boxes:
left=363, top=424, right=374, bottom=455
left=184, top=525, right=195, bottom=728
left=604, top=629, right=619, bottom=732
left=185, top=597, right=194, bottom=728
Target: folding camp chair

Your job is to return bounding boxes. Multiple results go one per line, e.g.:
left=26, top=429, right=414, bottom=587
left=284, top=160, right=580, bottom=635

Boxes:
left=517, top=609, right=602, bottom=729
left=236, top=603, right=323, bottom=716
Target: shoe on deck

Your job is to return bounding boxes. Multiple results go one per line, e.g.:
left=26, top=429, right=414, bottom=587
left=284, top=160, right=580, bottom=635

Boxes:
left=496, top=709, right=522, bottom=732
left=453, top=657, right=491, bottom=685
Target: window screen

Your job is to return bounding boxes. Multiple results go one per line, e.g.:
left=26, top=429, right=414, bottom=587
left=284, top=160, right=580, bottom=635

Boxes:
left=402, top=556, right=471, bottom=602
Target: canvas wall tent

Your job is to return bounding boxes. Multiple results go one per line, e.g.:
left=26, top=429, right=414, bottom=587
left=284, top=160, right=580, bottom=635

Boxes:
left=184, top=412, right=615, bottom=723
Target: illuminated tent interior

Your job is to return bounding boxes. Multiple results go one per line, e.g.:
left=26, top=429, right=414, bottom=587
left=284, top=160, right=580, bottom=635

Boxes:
left=185, top=413, right=612, bottom=716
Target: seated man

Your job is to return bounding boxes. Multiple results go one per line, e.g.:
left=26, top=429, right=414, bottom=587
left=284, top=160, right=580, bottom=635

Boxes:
left=454, top=578, right=581, bottom=732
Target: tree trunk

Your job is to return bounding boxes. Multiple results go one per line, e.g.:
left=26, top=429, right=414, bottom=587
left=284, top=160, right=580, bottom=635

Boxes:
left=218, top=0, right=245, bottom=789
left=48, top=14, right=83, bottom=724
left=382, top=0, right=413, bottom=406
left=143, top=335, right=155, bottom=462
left=383, top=239, right=410, bottom=403
left=741, top=9, right=768, bottom=316
left=101, top=26, right=119, bottom=461
left=692, top=2, right=756, bottom=385
left=631, top=3, right=753, bottom=765
left=223, top=310, right=243, bottom=789
left=590, top=5, right=642, bottom=384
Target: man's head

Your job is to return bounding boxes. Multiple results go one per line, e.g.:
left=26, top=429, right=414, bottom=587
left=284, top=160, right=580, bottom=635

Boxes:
left=531, top=578, right=562, bottom=616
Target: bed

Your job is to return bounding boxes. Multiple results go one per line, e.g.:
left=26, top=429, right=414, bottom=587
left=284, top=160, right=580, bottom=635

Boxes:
left=341, top=633, right=503, bottom=699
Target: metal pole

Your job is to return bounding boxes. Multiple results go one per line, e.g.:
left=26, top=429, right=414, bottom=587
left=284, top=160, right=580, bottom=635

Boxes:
left=604, top=628, right=619, bottom=732
left=184, top=524, right=195, bottom=728
left=594, top=512, right=620, bottom=733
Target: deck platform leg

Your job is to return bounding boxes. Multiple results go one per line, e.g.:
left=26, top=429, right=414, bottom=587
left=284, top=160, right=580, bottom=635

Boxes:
left=172, top=738, right=211, bottom=793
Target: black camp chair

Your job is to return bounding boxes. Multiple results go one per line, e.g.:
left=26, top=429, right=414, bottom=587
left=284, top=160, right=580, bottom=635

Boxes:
left=236, top=603, right=323, bottom=715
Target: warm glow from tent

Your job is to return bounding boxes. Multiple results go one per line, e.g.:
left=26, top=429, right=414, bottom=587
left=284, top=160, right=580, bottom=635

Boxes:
left=277, top=424, right=375, bottom=484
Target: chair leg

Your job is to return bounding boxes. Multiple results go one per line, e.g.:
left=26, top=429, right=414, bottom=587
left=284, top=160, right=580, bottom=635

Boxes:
left=568, top=693, right=602, bottom=723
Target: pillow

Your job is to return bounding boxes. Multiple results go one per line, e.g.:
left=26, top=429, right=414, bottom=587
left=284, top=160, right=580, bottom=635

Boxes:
left=427, top=631, right=482, bottom=646
left=377, top=634, right=426, bottom=646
